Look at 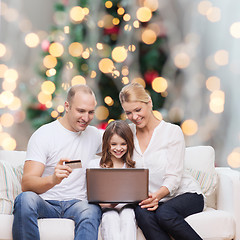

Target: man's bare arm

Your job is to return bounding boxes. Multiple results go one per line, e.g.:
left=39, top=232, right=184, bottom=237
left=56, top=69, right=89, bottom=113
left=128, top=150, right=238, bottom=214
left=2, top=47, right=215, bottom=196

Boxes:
left=21, top=159, right=72, bottom=194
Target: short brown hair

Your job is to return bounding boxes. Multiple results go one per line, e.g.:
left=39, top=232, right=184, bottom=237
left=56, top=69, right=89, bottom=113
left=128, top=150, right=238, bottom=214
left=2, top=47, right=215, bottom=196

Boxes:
left=67, top=84, right=95, bottom=104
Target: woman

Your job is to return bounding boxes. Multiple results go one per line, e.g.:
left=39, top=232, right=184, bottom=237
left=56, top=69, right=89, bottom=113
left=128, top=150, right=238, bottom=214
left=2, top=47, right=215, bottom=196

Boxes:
left=119, top=82, right=204, bottom=240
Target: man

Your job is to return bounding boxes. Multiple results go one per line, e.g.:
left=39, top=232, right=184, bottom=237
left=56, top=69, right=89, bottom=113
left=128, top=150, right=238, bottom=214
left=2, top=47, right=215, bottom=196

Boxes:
left=12, top=84, right=102, bottom=240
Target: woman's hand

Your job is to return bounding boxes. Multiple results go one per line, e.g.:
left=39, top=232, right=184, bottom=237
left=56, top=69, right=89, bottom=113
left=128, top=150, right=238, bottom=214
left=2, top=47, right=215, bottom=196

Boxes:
left=139, top=192, right=159, bottom=211
left=139, top=186, right=170, bottom=211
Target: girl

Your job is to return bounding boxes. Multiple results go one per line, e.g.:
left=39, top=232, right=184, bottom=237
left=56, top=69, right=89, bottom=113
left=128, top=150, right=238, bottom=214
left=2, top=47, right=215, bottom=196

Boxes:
left=90, top=120, right=137, bottom=240
left=119, top=82, right=204, bottom=240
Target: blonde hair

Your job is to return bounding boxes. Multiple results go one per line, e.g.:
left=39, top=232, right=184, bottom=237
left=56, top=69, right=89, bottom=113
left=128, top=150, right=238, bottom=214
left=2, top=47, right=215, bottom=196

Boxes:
left=119, top=82, right=150, bottom=104
left=67, top=84, right=95, bottom=104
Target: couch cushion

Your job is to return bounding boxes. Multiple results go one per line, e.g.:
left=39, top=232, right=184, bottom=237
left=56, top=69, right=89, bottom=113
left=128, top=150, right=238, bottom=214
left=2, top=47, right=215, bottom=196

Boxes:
left=0, top=160, right=23, bottom=214
left=0, top=150, right=26, bottom=165
left=0, top=214, right=14, bottom=240
left=38, top=218, right=75, bottom=240
left=0, top=150, right=25, bottom=214
left=185, top=207, right=235, bottom=240
left=0, top=215, right=75, bottom=240
left=184, top=146, right=218, bottom=208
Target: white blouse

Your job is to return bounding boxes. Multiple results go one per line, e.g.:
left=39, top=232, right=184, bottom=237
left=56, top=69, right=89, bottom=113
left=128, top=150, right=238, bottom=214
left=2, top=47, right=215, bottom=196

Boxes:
left=130, top=120, right=203, bottom=202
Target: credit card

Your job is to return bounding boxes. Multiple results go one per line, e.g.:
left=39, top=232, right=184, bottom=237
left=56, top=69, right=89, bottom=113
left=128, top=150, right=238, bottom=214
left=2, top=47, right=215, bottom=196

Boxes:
left=65, top=160, right=82, bottom=169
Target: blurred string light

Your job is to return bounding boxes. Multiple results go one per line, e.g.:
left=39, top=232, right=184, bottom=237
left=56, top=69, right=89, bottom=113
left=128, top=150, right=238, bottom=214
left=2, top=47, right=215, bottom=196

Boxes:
left=122, top=77, right=129, bottom=84
left=104, top=96, right=114, bottom=106
left=43, top=55, right=57, bottom=68
left=209, top=90, right=225, bottom=114
left=197, top=1, right=221, bottom=23
left=70, top=6, right=85, bottom=23
left=41, top=81, right=56, bottom=94
left=98, top=58, right=114, bottom=73
left=152, top=77, right=168, bottom=93
left=136, top=7, right=152, bottom=22
left=174, top=52, right=191, bottom=69
left=230, top=22, right=240, bottom=39
left=51, top=110, right=58, bottom=118
left=170, top=1, right=238, bottom=171
left=111, top=46, right=127, bottom=62
left=0, top=0, right=57, bottom=150
left=206, top=7, right=221, bottom=22
left=0, top=43, right=7, bottom=57
left=37, top=92, right=52, bottom=105
left=24, top=33, right=40, bottom=48
left=228, top=148, right=240, bottom=168
left=105, top=1, right=113, bottom=9
left=181, top=119, right=198, bottom=136
left=206, top=76, right=224, bottom=113
left=142, top=29, right=157, bottom=45
left=214, top=50, right=229, bottom=66
left=95, top=106, right=109, bottom=120
left=1, top=0, right=235, bottom=160
left=206, top=76, right=221, bottom=91
left=0, top=65, right=23, bottom=151
left=71, top=75, right=86, bottom=85
left=68, top=42, right=83, bottom=57
left=49, top=42, right=64, bottom=57
left=46, top=68, right=57, bottom=77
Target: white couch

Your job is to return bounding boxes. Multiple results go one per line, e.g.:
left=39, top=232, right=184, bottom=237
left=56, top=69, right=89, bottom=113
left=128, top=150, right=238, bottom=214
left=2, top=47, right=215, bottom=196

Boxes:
left=0, top=146, right=240, bottom=240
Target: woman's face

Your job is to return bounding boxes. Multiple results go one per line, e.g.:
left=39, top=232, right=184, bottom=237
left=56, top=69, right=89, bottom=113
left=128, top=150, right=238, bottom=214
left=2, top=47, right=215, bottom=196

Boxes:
left=109, top=134, right=128, bottom=160
left=122, top=101, right=152, bottom=128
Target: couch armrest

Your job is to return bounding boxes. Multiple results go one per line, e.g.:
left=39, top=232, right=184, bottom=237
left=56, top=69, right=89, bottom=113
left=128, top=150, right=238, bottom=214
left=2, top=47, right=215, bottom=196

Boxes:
left=215, top=167, right=240, bottom=240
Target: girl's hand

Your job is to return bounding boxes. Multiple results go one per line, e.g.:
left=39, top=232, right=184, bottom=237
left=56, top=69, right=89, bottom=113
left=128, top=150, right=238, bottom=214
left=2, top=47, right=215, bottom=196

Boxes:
left=99, top=203, right=118, bottom=209
left=139, top=192, right=159, bottom=211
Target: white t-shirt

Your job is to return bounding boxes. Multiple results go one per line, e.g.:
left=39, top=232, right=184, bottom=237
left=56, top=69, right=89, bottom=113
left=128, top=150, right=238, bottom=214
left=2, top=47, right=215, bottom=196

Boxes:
left=26, top=120, right=102, bottom=201
left=129, top=120, right=203, bottom=202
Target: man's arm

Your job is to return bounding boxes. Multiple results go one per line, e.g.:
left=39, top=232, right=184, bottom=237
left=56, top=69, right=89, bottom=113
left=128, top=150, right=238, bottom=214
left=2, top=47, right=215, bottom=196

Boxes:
left=21, top=159, right=72, bottom=194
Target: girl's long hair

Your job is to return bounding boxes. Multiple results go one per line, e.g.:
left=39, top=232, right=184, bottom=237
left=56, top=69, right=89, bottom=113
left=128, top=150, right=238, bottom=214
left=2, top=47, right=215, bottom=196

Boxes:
left=100, top=120, right=135, bottom=168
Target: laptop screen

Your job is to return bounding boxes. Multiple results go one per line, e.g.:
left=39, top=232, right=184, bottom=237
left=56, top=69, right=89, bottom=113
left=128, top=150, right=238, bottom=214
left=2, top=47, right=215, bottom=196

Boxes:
left=86, top=168, right=149, bottom=203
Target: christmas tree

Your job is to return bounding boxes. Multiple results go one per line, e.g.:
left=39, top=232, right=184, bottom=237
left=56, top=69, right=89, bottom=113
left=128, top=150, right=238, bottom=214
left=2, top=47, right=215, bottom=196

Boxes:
left=27, top=0, right=168, bottom=130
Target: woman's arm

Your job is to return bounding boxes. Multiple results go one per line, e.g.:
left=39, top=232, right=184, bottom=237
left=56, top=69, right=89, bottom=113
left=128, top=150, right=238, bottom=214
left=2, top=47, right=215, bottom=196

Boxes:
left=162, top=126, right=185, bottom=196
left=140, top=125, right=185, bottom=211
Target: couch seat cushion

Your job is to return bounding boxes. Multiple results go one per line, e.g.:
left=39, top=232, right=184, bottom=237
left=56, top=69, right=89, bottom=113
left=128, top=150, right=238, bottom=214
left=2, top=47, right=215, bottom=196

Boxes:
left=0, top=214, right=75, bottom=240
left=38, top=218, right=75, bottom=240
left=185, top=207, right=235, bottom=240
left=0, top=214, right=14, bottom=240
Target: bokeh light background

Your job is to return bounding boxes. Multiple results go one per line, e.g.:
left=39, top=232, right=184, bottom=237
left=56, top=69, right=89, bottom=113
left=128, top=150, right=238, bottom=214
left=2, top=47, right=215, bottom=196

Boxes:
left=0, top=0, right=240, bottom=170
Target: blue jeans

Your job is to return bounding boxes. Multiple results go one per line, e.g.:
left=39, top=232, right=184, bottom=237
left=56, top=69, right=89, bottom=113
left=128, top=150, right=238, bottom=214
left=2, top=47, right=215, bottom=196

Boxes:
left=12, top=191, right=102, bottom=240
left=135, top=193, right=204, bottom=240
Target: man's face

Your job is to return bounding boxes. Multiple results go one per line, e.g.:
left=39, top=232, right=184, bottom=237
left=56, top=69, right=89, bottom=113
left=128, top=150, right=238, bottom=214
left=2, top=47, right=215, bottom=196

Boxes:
left=65, top=92, right=96, bottom=132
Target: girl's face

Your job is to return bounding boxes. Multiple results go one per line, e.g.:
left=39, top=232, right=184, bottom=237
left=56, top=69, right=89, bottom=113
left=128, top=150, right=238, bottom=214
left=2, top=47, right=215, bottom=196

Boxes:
left=109, top=133, right=128, bottom=160
left=122, top=101, right=152, bottom=128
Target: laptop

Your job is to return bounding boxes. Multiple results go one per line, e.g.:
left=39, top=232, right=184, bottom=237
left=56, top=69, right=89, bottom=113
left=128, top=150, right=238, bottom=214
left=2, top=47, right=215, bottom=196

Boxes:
left=86, top=168, right=149, bottom=203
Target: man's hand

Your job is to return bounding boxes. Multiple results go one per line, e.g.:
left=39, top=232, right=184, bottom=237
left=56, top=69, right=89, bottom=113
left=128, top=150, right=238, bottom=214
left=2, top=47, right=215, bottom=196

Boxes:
left=52, top=159, right=72, bottom=185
